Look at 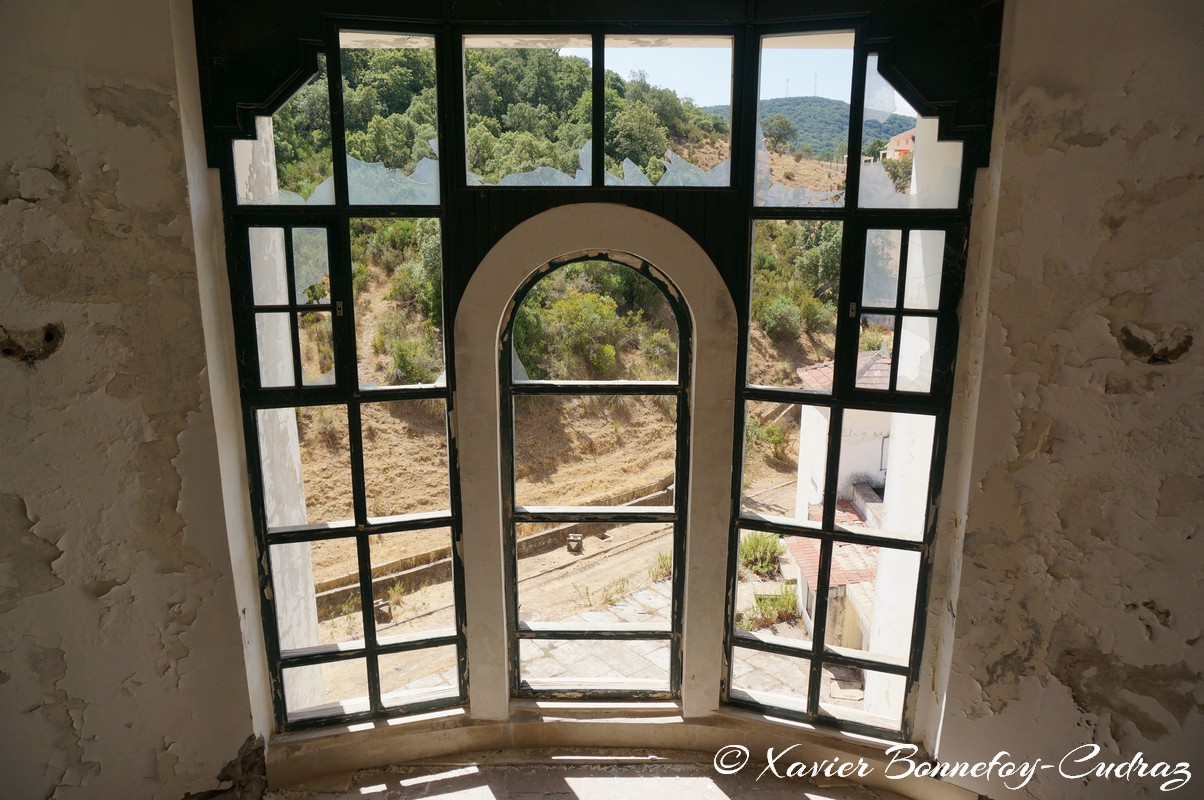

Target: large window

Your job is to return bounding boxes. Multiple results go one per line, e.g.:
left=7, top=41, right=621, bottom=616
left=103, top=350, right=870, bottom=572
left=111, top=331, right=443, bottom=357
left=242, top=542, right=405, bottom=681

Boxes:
left=728, top=36, right=967, bottom=737
left=199, top=3, right=999, bottom=737
left=501, top=256, right=689, bottom=697
left=225, top=28, right=466, bottom=730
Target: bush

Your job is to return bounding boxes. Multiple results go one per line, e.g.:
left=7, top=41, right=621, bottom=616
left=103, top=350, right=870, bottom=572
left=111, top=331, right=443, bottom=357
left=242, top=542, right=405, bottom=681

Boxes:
left=648, top=552, right=673, bottom=582
left=739, top=531, right=785, bottom=578
left=643, top=328, right=678, bottom=378
left=758, top=295, right=803, bottom=341
left=736, top=586, right=799, bottom=631
left=860, top=327, right=888, bottom=352
left=798, top=294, right=835, bottom=335
left=385, top=333, right=441, bottom=385
left=883, top=155, right=914, bottom=192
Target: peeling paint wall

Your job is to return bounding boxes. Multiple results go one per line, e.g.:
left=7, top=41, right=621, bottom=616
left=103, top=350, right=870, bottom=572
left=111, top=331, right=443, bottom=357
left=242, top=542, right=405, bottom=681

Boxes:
left=941, top=1, right=1203, bottom=797
left=0, top=1, right=255, bottom=797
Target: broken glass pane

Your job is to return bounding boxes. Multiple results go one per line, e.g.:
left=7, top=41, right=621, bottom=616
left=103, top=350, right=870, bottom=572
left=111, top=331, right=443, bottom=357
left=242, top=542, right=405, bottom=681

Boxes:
left=858, top=55, right=962, bottom=209
left=340, top=32, right=441, bottom=205
left=233, top=55, right=334, bottom=205
left=463, top=35, right=592, bottom=186
left=602, top=35, right=733, bottom=187
left=896, top=317, right=937, bottom=393
left=754, top=32, right=854, bottom=207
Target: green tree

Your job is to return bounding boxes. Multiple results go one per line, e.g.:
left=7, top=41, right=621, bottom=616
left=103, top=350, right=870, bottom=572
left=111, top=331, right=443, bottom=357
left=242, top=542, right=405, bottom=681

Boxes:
left=607, top=101, right=669, bottom=171
left=863, top=137, right=887, bottom=158
left=762, top=113, right=796, bottom=152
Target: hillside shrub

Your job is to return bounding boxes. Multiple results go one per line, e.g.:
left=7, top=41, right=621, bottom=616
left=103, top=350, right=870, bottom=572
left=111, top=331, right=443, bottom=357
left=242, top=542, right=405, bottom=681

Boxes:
left=739, top=531, right=785, bottom=578
left=758, top=296, right=803, bottom=341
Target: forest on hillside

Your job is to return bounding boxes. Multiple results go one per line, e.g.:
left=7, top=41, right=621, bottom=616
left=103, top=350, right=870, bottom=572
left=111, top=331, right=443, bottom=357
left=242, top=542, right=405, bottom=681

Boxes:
left=267, top=45, right=733, bottom=196
left=271, top=46, right=859, bottom=393
left=706, top=95, right=916, bottom=161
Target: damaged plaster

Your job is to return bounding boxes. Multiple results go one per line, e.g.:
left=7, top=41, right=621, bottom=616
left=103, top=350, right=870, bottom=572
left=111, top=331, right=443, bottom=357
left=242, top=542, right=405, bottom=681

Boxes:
left=0, top=1, right=254, bottom=798
left=941, top=1, right=1203, bottom=798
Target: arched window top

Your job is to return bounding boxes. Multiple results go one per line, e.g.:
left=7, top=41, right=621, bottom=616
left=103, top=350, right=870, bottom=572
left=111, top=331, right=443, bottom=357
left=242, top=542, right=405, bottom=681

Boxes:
left=507, top=253, right=684, bottom=384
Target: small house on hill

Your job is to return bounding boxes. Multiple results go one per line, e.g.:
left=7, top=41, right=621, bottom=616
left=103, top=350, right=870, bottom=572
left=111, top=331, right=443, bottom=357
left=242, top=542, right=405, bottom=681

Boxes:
left=881, top=127, right=917, bottom=160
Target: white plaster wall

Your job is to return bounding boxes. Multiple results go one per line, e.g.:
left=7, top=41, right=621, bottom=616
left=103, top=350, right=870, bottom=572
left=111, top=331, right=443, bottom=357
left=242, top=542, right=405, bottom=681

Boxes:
left=938, top=1, right=1204, bottom=797
left=0, top=1, right=256, bottom=797
left=455, top=205, right=737, bottom=721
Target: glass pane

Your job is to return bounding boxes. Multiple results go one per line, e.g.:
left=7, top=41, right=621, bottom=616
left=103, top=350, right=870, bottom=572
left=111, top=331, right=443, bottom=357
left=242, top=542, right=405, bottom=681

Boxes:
left=903, top=229, right=945, bottom=310
left=896, top=316, right=937, bottom=392
left=602, top=36, right=732, bottom=187
left=369, top=528, right=456, bottom=642
left=292, top=228, right=330, bottom=304
left=820, top=667, right=906, bottom=731
left=362, top=400, right=450, bottom=519
left=379, top=645, right=459, bottom=707
left=513, top=261, right=678, bottom=382
left=282, top=659, right=369, bottom=721
left=855, top=314, right=894, bottom=390
left=249, top=227, right=287, bottom=305
left=747, top=220, right=839, bottom=390
left=519, top=638, right=669, bottom=690
left=859, top=55, right=962, bottom=209
left=740, top=401, right=828, bottom=530
left=298, top=311, right=335, bottom=386
left=463, top=35, right=592, bottom=186
left=729, top=646, right=811, bottom=712
left=733, top=530, right=811, bottom=649
left=515, top=521, right=672, bottom=628
left=270, top=538, right=363, bottom=651
left=836, top=410, right=935, bottom=541
left=256, top=313, right=294, bottom=388
left=513, top=395, right=677, bottom=508
left=233, top=55, right=333, bottom=205
left=823, top=543, right=919, bottom=666
left=754, top=32, right=855, bottom=207
left=340, top=32, right=441, bottom=205
left=862, top=229, right=902, bottom=307
left=256, top=406, right=354, bottom=530
left=350, top=218, right=445, bottom=388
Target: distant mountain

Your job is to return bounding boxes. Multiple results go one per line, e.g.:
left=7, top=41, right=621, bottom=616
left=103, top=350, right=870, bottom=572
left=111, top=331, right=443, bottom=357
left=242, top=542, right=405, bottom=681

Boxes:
left=704, top=96, right=916, bottom=157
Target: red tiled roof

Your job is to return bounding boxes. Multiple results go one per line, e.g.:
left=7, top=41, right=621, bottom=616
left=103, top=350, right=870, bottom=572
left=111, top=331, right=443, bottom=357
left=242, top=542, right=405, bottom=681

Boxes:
left=796, top=350, right=891, bottom=392
left=785, top=502, right=878, bottom=590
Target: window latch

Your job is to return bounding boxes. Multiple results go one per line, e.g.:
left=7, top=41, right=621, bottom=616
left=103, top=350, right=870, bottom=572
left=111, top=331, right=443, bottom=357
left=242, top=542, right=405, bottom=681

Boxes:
left=336, top=301, right=344, bottom=317
left=849, top=301, right=857, bottom=318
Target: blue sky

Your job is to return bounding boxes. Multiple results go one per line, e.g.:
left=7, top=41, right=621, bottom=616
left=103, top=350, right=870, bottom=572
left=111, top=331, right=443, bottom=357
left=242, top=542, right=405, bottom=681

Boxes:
left=561, top=43, right=911, bottom=114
